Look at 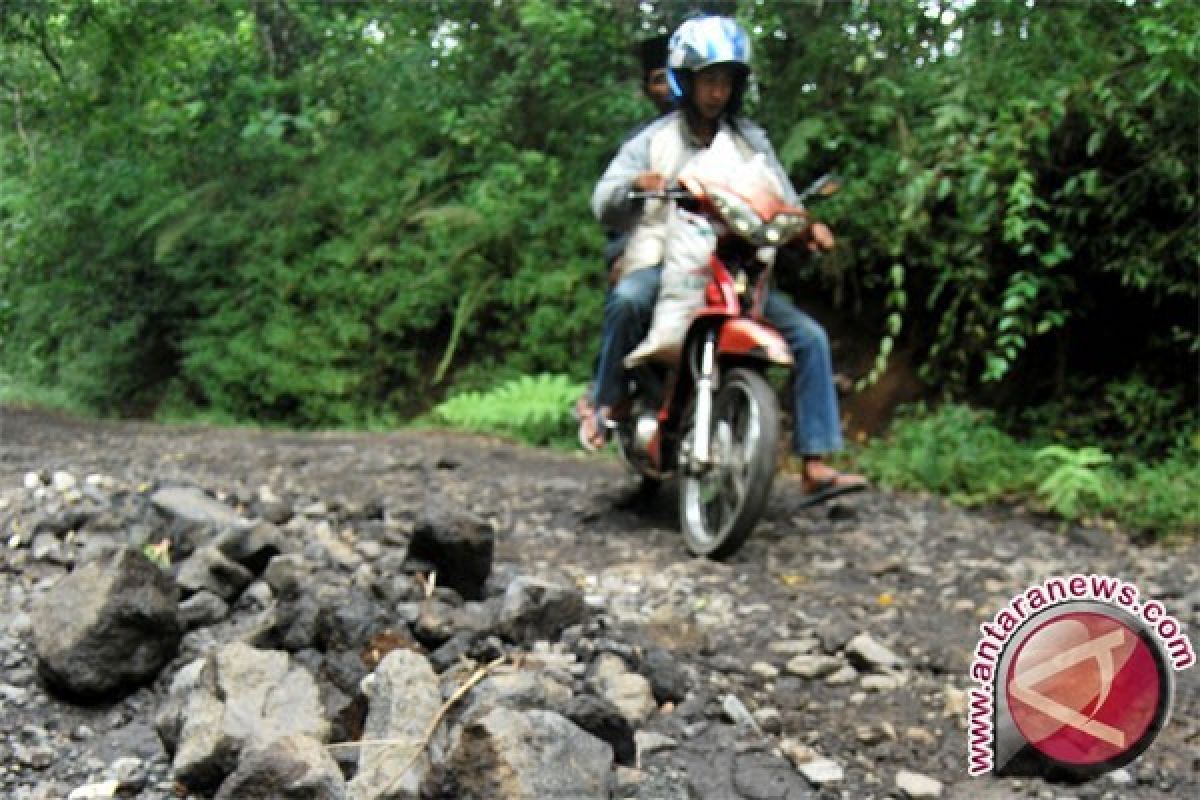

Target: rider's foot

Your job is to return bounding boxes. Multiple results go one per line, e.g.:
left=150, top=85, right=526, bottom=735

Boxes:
left=799, top=457, right=867, bottom=507
left=578, top=405, right=611, bottom=453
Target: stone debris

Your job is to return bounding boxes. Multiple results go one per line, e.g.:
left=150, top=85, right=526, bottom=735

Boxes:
left=896, top=768, right=945, bottom=798
left=0, top=415, right=1197, bottom=800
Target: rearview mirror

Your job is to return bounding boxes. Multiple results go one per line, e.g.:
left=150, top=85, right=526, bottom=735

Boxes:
left=798, top=173, right=842, bottom=203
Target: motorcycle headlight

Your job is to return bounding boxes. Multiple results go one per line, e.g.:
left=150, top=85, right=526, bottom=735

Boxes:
left=759, top=213, right=807, bottom=246
left=709, top=189, right=762, bottom=240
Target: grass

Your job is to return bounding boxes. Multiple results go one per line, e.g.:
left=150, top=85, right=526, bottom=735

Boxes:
left=854, top=403, right=1198, bottom=541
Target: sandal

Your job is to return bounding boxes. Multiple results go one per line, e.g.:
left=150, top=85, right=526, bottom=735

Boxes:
left=578, top=409, right=610, bottom=453
left=798, top=463, right=867, bottom=508
left=575, top=391, right=611, bottom=453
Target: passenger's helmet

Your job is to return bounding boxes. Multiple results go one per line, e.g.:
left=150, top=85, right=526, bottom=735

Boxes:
left=666, top=16, right=752, bottom=113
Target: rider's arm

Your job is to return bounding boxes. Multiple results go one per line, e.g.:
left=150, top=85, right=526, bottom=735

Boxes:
left=591, top=118, right=664, bottom=231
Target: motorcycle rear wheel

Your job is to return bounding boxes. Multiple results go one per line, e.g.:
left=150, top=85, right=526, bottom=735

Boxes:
left=679, top=367, right=780, bottom=558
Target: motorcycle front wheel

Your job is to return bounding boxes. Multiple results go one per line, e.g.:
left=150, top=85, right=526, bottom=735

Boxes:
left=679, top=367, right=780, bottom=559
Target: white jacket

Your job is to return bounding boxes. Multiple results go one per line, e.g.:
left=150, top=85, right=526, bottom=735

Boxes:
left=591, top=111, right=800, bottom=277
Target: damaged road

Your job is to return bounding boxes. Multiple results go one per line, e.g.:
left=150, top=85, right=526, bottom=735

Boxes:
left=0, top=406, right=1196, bottom=799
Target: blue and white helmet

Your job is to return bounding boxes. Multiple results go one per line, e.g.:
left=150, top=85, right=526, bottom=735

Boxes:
left=666, top=16, right=752, bottom=102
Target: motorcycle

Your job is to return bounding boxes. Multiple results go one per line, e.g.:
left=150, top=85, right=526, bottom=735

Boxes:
left=611, top=160, right=839, bottom=559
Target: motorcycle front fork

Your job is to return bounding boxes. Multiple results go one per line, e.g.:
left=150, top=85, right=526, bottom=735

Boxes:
left=687, top=332, right=718, bottom=471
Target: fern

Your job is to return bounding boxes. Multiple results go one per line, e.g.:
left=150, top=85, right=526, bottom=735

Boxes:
left=1034, top=445, right=1115, bottom=520
left=432, top=373, right=586, bottom=447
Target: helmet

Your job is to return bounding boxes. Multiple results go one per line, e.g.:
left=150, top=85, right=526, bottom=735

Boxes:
left=666, top=16, right=752, bottom=110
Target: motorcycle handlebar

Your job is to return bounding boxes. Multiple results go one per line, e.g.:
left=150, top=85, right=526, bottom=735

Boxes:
left=627, top=188, right=690, bottom=200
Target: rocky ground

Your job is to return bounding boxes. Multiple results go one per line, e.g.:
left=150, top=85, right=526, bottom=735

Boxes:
left=0, top=405, right=1196, bottom=800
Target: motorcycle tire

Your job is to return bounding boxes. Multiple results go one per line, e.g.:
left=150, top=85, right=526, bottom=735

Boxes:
left=679, top=367, right=780, bottom=559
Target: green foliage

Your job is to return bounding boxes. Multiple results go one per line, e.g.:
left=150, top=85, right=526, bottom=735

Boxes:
left=856, top=404, right=1037, bottom=505
left=1109, top=444, right=1200, bottom=540
left=1012, top=373, right=1196, bottom=460
left=1034, top=445, right=1115, bottom=520
left=431, top=373, right=586, bottom=447
left=858, top=403, right=1197, bottom=539
left=0, top=0, right=1194, bottom=446
left=752, top=0, right=1197, bottom=396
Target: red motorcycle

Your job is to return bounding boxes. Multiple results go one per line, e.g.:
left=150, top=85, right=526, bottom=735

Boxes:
left=612, top=169, right=838, bottom=559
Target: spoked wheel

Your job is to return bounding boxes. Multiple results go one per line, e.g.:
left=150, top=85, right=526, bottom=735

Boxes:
left=679, top=368, right=780, bottom=558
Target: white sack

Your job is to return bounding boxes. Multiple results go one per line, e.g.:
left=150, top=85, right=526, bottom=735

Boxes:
left=624, top=206, right=716, bottom=367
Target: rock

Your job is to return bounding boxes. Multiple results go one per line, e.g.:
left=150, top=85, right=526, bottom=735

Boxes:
left=440, top=708, right=613, bottom=800
left=798, top=757, right=844, bottom=786
left=262, top=554, right=314, bottom=595
left=347, top=649, right=440, bottom=800
left=176, top=546, right=254, bottom=601
left=30, top=532, right=68, bottom=564
left=720, top=693, right=761, bottom=735
left=178, top=591, right=231, bottom=630
left=169, top=643, right=329, bottom=791
left=214, top=520, right=288, bottom=574
left=896, top=769, right=944, bottom=798
left=67, top=781, right=119, bottom=800
left=642, top=605, right=712, bottom=652
left=861, top=672, right=904, bottom=692
left=634, top=731, right=677, bottom=763
left=462, top=667, right=574, bottom=722
left=496, top=575, right=585, bottom=643
left=751, top=707, right=782, bottom=735
left=317, top=586, right=393, bottom=652
left=214, top=734, right=345, bottom=800
left=599, top=671, right=658, bottom=728
left=826, top=664, right=859, bottom=685
left=32, top=547, right=181, bottom=698
left=750, top=661, right=779, bottom=679
left=151, top=487, right=247, bottom=529
left=307, top=520, right=362, bottom=570
left=785, top=653, right=841, bottom=679
left=639, top=647, right=690, bottom=704
left=406, top=497, right=494, bottom=601
left=779, top=738, right=819, bottom=767
left=732, top=751, right=812, bottom=798
left=845, top=632, right=904, bottom=671
left=566, top=694, right=635, bottom=766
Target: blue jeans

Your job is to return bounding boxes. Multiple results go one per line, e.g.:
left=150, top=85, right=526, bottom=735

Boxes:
left=592, top=266, right=844, bottom=455
left=593, top=266, right=662, bottom=410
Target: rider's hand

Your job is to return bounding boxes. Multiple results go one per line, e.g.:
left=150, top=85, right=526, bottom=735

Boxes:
left=633, top=172, right=667, bottom=193
left=806, top=222, right=835, bottom=252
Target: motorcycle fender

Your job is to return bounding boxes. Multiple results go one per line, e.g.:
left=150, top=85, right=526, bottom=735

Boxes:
left=717, top=318, right=793, bottom=366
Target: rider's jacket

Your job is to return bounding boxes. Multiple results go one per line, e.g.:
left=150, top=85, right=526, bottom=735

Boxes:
left=592, top=110, right=799, bottom=279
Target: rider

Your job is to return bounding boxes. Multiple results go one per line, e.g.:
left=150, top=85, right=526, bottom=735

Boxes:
left=604, top=33, right=675, bottom=275
left=582, top=14, right=866, bottom=504
left=577, top=33, right=675, bottom=432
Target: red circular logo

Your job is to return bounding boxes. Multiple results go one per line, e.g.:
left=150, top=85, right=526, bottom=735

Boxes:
left=1005, top=611, right=1163, bottom=766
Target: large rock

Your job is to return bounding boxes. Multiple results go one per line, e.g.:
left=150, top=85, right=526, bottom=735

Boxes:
left=32, top=547, right=181, bottom=698
left=439, top=708, right=613, bottom=800
left=348, top=649, right=442, bottom=800
left=213, top=734, right=345, bottom=800
left=496, top=575, right=586, bottom=644
left=168, top=642, right=329, bottom=791
left=406, top=497, right=493, bottom=601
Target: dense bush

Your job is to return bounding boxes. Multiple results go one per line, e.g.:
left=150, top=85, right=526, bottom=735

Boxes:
left=857, top=403, right=1198, bottom=539
left=0, top=0, right=1194, bottom=441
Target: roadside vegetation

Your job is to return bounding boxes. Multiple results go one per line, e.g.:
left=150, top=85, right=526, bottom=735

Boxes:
left=1, top=1, right=1194, bottom=539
